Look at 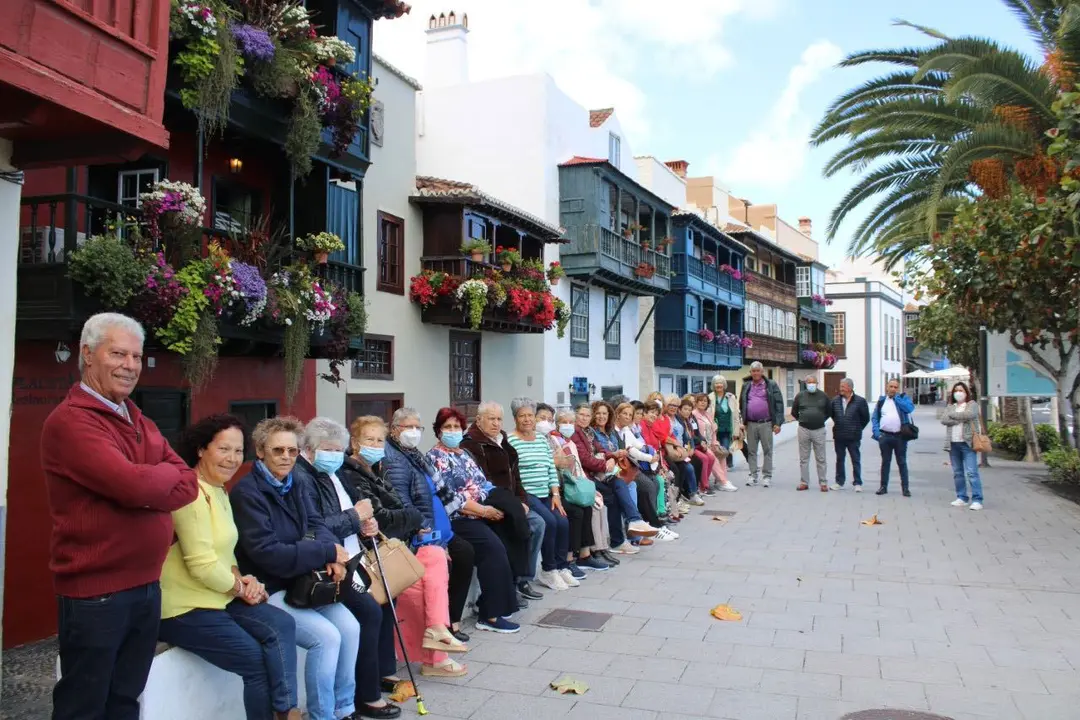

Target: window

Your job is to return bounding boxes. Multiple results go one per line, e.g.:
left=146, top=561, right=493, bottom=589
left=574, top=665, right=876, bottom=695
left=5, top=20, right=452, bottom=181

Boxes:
left=605, top=292, right=621, bottom=360
left=212, top=178, right=262, bottom=234
left=905, top=312, right=918, bottom=339
left=745, top=256, right=757, bottom=273
left=811, top=267, right=825, bottom=297
left=348, top=393, right=403, bottom=427
left=691, top=377, right=704, bottom=393
left=786, top=371, right=796, bottom=405
left=760, top=262, right=772, bottom=278
left=229, top=401, right=276, bottom=460
left=351, top=335, right=394, bottom=380
left=746, top=301, right=758, bottom=333
left=796, top=266, right=811, bottom=297
left=570, top=284, right=590, bottom=358
left=601, top=385, right=623, bottom=400
left=761, top=304, right=773, bottom=336
left=449, top=332, right=481, bottom=418
left=377, top=211, right=404, bottom=294
left=676, top=376, right=689, bottom=396
left=117, top=169, right=160, bottom=208
left=786, top=311, right=796, bottom=341
left=832, top=312, right=846, bottom=348
left=608, top=132, right=621, bottom=167
left=658, top=375, right=674, bottom=394
left=799, top=324, right=810, bottom=344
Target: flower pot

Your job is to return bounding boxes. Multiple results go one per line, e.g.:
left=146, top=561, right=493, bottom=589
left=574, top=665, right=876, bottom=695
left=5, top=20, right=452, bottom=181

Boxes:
left=549, top=277, right=560, bottom=286
left=501, top=263, right=512, bottom=272
left=470, top=252, right=484, bottom=262
left=315, top=251, right=329, bottom=264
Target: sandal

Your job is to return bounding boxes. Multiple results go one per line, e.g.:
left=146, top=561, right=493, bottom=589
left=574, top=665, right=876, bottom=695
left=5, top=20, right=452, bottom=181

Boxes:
left=422, top=626, right=469, bottom=653
left=420, top=658, right=467, bottom=677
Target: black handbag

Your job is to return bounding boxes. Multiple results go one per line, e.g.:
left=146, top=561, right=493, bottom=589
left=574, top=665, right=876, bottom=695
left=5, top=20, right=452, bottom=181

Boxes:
left=285, top=532, right=359, bottom=609
left=900, top=422, right=920, bottom=441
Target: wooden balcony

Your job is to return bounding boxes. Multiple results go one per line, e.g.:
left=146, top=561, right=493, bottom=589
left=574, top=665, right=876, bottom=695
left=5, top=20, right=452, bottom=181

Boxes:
left=560, top=224, right=671, bottom=296
left=671, top=254, right=745, bottom=307
left=745, top=333, right=798, bottom=366
left=746, top=271, right=797, bottom=311
left=798, top=296, right=834, bottom=323
left=417, top=256, right=547, bottom=334
left=655, top=329, right=743, bottom=370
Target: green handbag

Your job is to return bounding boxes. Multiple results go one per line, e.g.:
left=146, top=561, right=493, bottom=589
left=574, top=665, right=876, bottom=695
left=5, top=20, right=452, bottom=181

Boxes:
left=560, top=469, right=596, bottom=507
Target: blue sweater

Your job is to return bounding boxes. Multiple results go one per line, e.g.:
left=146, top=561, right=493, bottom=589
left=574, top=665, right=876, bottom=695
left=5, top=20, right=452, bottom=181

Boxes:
left=871, top=394, right=915, bottom=439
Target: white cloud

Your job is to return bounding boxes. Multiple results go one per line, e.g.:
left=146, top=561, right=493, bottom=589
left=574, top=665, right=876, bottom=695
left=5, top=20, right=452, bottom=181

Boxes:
left=719, top=39, right=843, bottom=191
left=374, top=0, right=777, bottom=144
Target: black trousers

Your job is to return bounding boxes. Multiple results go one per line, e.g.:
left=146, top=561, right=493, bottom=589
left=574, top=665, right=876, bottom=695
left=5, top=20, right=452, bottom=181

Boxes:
left=450, top=516, right=517, bottom=620
left=596, top=479, right=624, bottom=547
left=834, top=437, right=863, bottom=486
left=446, top=533, right=476, bottom=624
left=563, top=501, right=594, bottom=554
left=482, top=487, right=532, bottom=579
left=54, top=582, right=161, bottom=720
left=338, top=583, right=394, bottom=705
left=634, top=472, right=663, bottom=526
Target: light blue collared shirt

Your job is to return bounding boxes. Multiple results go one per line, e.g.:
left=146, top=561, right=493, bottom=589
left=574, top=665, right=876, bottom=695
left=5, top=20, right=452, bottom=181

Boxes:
left=80, top=382, right=130, bottom=422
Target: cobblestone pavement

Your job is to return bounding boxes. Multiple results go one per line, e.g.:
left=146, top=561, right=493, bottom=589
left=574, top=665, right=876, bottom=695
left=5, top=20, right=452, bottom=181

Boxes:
left=5, top=408, right=1080, bottom=720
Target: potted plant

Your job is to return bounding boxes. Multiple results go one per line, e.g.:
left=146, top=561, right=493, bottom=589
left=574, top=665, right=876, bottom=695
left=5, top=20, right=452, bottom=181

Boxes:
left=461, top=239, right=492, bottom=263
left=495, top=246, right=522, bottom=272
left=703, top=252, right=716, bottom=266
left=456, top=279, right=489, bottom=330
left=634, top=261, right=655, bottom=279
left=546, top=261, right=565, bottom=286
left=298, top=231, right=346, bottom=264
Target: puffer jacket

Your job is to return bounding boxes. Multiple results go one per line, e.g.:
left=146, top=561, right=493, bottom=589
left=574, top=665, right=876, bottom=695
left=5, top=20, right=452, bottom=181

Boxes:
left=336, top=455, right=423, bottom=542
left=830, top=394, right=870, bottom=441
left=382, top=437, right=436, bottom=528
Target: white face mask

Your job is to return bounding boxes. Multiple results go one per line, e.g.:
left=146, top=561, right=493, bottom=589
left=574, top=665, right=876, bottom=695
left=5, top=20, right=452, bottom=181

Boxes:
left=536, top=420, right=555, bottom=436
left=953, top=391, right=967, bottom=403
left=806, top=384, right=817, bottom=393
left=398, top=428, right=423, bottom=449
left=558, top=424, right=576, bottom=438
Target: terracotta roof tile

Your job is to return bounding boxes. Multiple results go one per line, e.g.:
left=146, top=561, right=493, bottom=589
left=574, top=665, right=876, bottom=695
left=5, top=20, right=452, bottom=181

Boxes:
left=413, top=176, right=565, bottom=240
left=558, top=156, right=608, bottom=167
left=589, top=108, right=615, bottom=127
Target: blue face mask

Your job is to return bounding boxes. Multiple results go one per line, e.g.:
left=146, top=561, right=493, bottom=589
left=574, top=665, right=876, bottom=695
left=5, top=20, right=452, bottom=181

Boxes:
left=312, top=450, right=344, bottom=476
left=442, top=430, right=464, bottom=448
left=359, top=446, right=385, bottom=465
left=559, top=424, right=576, bottom=438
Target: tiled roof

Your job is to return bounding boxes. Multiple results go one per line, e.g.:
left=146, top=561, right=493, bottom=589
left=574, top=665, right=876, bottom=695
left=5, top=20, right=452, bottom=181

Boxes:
left=589, top=108, right=614, bottom=127
left=373, top=53, right=421, bottom=90
left=376, top=0, right=411, bottom=19
left=723, top=223, right=802, bottom=263
left=672, top=210, right=754, bottom=253
left=413, top=176, right=565, bottom=240
left=558, top=155, right=607, bottom=167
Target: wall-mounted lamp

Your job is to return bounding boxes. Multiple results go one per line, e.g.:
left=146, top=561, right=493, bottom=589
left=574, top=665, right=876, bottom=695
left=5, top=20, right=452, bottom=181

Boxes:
left=229, top=157, right=243, bottom=174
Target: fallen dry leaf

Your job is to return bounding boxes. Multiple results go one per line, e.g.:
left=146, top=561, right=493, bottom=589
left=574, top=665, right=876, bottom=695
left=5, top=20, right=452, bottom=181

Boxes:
left=860, top=514, right=883, bottom=526
left=389, top=681, right=417, bottom=703
left=711, top=516, right=729, bottom=524
left=550, top=676, right=589, bottom=695
left=710, top=604, right=743, bottom=621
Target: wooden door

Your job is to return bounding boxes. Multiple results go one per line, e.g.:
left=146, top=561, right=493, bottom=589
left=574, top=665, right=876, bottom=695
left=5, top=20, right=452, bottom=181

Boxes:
left=347, top=393, right=404, bottom=427
left=824, top=372, right=844, bottom=398
left=132, top=389, right=189, bottom=449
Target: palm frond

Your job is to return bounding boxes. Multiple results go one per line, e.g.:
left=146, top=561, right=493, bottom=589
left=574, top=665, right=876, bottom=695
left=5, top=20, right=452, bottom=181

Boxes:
left=1001, top=0, right=1061, bottom=53
left=825, top=157, right=943, bottom=241
left=1055, top=3, right=1080, bottom=68
left=892, top=18, right=952, bottom=41
left=927, top=123, right=1037, bottom=216
left=839, top=48, right=927, bottom=68
left=913, top=37, right=1010, bottom=80
left=944, top=50, right=1058, bottom=119
left=823, top=134, right=947, bottom=176
left=848, top=96, right=994, bottom=138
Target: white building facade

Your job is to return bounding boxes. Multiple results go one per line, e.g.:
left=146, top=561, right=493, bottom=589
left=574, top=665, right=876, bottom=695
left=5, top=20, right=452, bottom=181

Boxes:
left=823, top=277, right=905, bottom=401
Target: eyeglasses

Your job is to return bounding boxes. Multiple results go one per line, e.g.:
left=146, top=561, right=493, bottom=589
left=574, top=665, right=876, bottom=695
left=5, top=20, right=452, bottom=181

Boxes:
left=269, top=446, right=299, bottom=458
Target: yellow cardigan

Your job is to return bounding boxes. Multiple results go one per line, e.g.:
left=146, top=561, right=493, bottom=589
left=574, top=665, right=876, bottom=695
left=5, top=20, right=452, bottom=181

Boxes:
left=160, top=478, right=238, bottom=619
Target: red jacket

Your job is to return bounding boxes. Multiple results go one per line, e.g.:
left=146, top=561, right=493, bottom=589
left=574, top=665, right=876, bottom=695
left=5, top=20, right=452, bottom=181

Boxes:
left=571, top=427, right=607, bottom=476
left=41, top=384, right=198, bottom=597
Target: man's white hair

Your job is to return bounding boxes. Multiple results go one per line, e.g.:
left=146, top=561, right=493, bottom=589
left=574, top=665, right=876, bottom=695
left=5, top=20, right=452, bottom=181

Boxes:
left=79, top=313, right=145, bottom=373
left=750, top=361, right=764, bottom=371
left=302, top=416, right=349, bottom=452
left=477, top=401, right=503, bottom=418
left=841, top=378, right=855, bottom=390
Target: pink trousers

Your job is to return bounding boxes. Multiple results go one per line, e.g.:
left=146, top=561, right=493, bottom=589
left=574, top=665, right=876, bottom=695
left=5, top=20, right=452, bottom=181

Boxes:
left=694, top=448, right=715, bottom=492
left=392, top=545, right=451, bottom=666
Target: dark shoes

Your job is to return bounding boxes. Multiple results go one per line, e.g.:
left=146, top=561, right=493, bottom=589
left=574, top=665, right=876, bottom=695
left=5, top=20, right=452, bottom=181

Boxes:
left=902, top=489, right=912, bottom=497
left=379, top=678, right=398, bottom=693
left=516, top=581, right=544, bottom=600
left=597, top=549, right=620, bottom=566
left=451, top=628, right=470, bottom=643
left=578, top=555, right=612, bottom=571
left=353, top=703, right=401, bottom=719
left=875, top=487, right=888, bottom=495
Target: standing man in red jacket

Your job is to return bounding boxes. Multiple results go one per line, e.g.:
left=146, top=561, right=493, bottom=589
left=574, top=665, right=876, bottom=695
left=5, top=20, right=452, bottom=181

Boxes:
left=42, top=313, right=198, bottom=720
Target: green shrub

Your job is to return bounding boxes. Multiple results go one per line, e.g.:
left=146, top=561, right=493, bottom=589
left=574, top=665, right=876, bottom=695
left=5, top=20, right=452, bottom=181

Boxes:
left=1036, top=423, right=1062, bottom=453
left=67, top=234, right=149, bottom=309
left=1045, top=448, right=1080, bottom=484
left=987, top=422, right=1026, bottom=458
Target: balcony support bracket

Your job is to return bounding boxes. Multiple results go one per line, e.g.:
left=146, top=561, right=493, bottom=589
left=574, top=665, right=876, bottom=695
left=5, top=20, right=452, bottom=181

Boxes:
left=604, top=292, right=629, bottom=342
left=634, top=297, right=656, bottom=344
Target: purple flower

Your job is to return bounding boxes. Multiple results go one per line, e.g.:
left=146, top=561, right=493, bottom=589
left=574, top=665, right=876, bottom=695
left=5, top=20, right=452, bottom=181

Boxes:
left=231, top=24, right=276, bottom=62
left=232, top=261, right=267, bottom=303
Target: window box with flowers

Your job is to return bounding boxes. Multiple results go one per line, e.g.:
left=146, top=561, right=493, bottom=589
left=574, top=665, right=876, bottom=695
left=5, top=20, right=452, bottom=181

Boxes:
left=297, top=231, right=345, bottom=264
left=634, top=262, right=655, bottom=279
left=811, top=293, right=833, bottom=307
left=800, top=343, right=837, bottom=369
left=546, top=261, right=565, bottom=285
left=702, top=252, right=716, bottom=266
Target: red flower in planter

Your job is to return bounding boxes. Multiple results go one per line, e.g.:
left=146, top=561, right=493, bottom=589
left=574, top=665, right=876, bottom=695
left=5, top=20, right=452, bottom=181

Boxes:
left=508, top=286, right=537, bottom=318
left=533, top=292, right=556, bottom=327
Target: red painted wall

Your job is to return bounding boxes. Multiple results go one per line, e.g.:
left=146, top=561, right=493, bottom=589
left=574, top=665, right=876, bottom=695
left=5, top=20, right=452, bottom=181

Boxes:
left=3, top=342, right=317, bottom=648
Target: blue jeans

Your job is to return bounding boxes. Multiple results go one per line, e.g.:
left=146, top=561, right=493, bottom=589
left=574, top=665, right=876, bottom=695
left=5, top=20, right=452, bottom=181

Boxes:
left=526, top=493, right=570, bottom=571
left=54, top=582, right=161, bottom=720
left=877, top=433, right=909, bottom=491
left=611, top=476, right=643, bottom=523
left=834, top=438, right=863, bottom=486
left=268, top=590, right=358, bottom=720
left=950, top=441, right=984, bottom=503
left=717, top=431, right=734, bottom=468
left=523, top=510, right=545, bottom=582
left=159, top=600, right=299, bottom=718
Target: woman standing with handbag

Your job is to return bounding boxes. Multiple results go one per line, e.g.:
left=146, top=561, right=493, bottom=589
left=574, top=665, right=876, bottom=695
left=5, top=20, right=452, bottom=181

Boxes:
left=939, top=382, right=986, bottom=511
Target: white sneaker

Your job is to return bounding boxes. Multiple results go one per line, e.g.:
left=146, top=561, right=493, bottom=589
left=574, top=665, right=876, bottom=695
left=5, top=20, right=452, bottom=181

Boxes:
left=762, top=478, right=771, bottom=488
left=854, top=485, right=863, bottom=493
left=831, top=483, right=844, bottom=491
left=627, top=520, right=659, bottom=537
left=558, top=568, right=581, bottom=587
left=613, top=541, right=640, bottom=555
left=537, top=569, right=567, bottom=590
left=689, top=494, right=706, bottom=506
left=720, top=482, right=738, bottom=492
left=655, top=527, right=678, bottom=541
left=950, top=498, right=969, bottom=507
left=969, top=502, right=983, bottom=511
left=746, top=478, right=758, bottom=486
left=677, top=501, right=691, bottom=514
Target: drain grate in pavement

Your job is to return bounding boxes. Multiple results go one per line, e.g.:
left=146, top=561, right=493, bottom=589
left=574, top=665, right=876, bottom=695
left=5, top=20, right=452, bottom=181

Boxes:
left=700, top=509, right=737, bottom=517
left=537, top=609, right=612, bottom=631
left=841, top=712, right=954, bottom=720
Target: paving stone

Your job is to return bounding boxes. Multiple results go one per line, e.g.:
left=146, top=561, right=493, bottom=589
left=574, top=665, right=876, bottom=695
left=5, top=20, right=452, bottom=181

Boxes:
left=759, top=668, right=842, bottom=699
left=704, top=688, right=799, bottom=719
left=603, top=654, right=688, bottom=682
left=541, top=672, right=636, bottom=707
left=655, top=638, right=735, bottom=664
left=680, top=662, right=764, bottom=690
left=880, top=657, right=961, bottom=685
left=1011, top=691, right=1080, bottom=720
left=461, top=642, right=548, bottom=667
left=531, top=647, right=616, bottom=675
left=728, top=644, right=806, bottom=671
left=466, top=690, right=571, bottom=719
left=621, top=679, right=715, bottom=715
left=840, top=676, right=930, bottom=709
left=842, top=634, right=917, bottom=658
left=772, top=629, right=844, bottom=652
left=987, top=647, right=1073, bottom=671
left=924, top=685, right=1021, bottom=719
left=565, top=701, right=655, bottom=720
left=637, top=617, right=712, bottom=641
left=466, top=664, right=561, bottom=696
left=803, top=650, right=881, bottom=679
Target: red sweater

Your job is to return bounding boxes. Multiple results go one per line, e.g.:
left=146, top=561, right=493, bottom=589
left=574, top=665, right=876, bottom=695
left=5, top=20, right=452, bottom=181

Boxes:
left=41, top=384, right=199, bottom=597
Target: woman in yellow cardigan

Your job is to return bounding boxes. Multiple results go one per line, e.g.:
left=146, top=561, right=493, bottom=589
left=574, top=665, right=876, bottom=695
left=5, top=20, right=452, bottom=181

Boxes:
left=159, top=414, right=301, bottom=720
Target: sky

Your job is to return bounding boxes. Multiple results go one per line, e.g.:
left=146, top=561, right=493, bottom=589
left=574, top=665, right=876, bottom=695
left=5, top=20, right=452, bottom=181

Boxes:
left=374, top=0, right=1039, bottom=267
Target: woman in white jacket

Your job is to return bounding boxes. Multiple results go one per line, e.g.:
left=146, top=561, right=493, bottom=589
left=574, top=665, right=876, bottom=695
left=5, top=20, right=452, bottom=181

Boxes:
left=707, top=375, right=743, bottom=477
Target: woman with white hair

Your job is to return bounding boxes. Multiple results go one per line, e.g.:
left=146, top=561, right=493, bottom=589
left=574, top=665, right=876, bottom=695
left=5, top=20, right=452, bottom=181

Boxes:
left=707, top=375, right=742, bottom=474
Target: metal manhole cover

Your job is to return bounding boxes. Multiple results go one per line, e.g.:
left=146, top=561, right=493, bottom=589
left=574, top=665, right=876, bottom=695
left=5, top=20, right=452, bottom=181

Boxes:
left=700, top=509, right=737, bottom=517
left=841, top=712, right=954, bottom=720
left=537, top=609, right=612, bottom=631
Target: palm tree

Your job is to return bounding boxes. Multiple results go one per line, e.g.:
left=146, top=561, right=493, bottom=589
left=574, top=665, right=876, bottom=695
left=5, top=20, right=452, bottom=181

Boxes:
left=812, top=0, right=1079, bottom=266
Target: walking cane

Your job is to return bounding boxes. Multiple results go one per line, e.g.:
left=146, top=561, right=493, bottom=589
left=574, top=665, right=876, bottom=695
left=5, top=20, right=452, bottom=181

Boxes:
left=370, top=540, right=429, bottom=716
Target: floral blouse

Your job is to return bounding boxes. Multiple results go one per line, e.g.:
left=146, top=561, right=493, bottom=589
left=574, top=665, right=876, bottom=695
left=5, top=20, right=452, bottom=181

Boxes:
left=426, top=445, right=494, bottom=514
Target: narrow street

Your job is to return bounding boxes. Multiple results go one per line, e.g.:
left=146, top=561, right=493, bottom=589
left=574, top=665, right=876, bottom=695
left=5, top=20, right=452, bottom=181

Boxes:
left=403, top=408, right=1080, bottom=720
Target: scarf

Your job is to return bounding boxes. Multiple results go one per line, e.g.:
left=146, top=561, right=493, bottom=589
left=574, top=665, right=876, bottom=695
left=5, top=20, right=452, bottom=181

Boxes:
left=253, top=459, right=293, bottom=496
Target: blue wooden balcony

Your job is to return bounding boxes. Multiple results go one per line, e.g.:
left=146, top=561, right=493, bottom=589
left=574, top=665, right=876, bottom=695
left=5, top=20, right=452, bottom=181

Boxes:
left=560, top=224, right=672, bottom=296
left=656, top=329, right=743, bottom=370
left=798, top=296, right=834, bottom=324
left=671, top=254, right=745, bottom=307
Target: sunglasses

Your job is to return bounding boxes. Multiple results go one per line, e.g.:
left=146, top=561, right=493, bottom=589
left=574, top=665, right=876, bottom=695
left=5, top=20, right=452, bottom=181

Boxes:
left=269, top=446, right=299, bottom=458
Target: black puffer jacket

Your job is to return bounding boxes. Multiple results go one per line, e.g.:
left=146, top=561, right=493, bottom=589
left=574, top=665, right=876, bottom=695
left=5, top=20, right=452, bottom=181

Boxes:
left=830, top=394, right=870, bottom=441
left=336, top=455, right=423, bottom=542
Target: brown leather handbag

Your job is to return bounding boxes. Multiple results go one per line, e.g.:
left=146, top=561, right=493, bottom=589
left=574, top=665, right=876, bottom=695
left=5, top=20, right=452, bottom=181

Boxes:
left=358, top=533, right=426, bottom=605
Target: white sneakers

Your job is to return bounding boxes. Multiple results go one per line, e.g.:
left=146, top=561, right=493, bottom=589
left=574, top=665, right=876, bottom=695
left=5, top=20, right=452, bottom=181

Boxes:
left=655, top=526, right=678, bottom=541
left=613, top=541, right=640, bottom=555
left=970, top=502, right=983, bottom=511
left=762, top=478, right=771, bottom=488
left=689, top=494, right=706, bottom=506
left=558, top=568, right=581, bottom=587
left=831, top=483, right=844, bottom=491
left=950, top=498, right=968, bottom=507
left=537, top=569, right=568, bottom=591
left=854, top=486, right=863, bottom=493
left=720, top=482, right=738, bottom=492
left=627, top=520, right=660, bottom=537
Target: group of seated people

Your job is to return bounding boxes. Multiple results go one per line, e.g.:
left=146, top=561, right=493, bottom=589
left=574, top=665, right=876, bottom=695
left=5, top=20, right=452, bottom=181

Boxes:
left=161, top=391, right=735, bottom=719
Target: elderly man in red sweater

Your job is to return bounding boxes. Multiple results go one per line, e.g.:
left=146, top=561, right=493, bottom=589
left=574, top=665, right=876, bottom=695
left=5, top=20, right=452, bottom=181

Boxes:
left=42, top=312, right=198, bottom=720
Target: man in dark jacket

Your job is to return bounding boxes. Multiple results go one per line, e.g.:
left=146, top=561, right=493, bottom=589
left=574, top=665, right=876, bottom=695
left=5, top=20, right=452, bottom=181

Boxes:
left=791, top=374, right=833, bottom=491
left=461, top=401, right=545, bottom=603
left=830, top=378, right=871, bottom=491
left=737, top=361, right=786, bottom=487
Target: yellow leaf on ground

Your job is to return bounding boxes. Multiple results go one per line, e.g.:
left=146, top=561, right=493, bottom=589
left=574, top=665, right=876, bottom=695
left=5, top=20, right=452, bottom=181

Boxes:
left=389, top=681, right=417, bottom=702
left=861, top=514, right=883, bottom=526
left=710, top=604, right=743, bottom=621
left=550, top=676, right=589, bottom=695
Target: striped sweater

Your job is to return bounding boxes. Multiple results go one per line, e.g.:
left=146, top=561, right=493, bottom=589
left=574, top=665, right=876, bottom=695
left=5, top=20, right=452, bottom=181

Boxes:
left=507, top=433, right=558, bottom=499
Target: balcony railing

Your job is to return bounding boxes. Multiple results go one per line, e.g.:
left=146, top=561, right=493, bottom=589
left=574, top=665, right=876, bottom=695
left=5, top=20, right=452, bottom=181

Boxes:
left=672, top=254, right=746, bottom=300
left=744, top=332, right=799, bottom=365
left=655, top=329, right=743, bottom=369
left=746, top=271, right=797, bottom=310
left=561, top=223, right=671, bottom=295
left=416, top=256, right=547, bottom=334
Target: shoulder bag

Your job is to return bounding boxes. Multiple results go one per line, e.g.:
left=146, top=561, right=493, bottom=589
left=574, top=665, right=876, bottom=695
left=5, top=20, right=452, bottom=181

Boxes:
left=358, top=532, right=426, bottom=606
left=971, top=414, right=992, bottom=453
left=560, top=468, right=596, bottom=507
left=286, top=531, right=349, bottom=609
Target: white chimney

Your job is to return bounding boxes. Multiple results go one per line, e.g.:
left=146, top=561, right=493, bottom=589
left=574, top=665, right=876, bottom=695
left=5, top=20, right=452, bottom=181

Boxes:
left=425, top=11, right=469, bottom=88
left=798, top=216, right=812, bottom=236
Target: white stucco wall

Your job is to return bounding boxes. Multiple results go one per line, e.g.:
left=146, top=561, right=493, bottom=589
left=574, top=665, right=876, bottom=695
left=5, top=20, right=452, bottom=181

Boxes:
left=0, top=138, right=18, bottom=670
left=826, top=280, right=904, bottom=401
left=633, top=157, right=686, bottom=209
